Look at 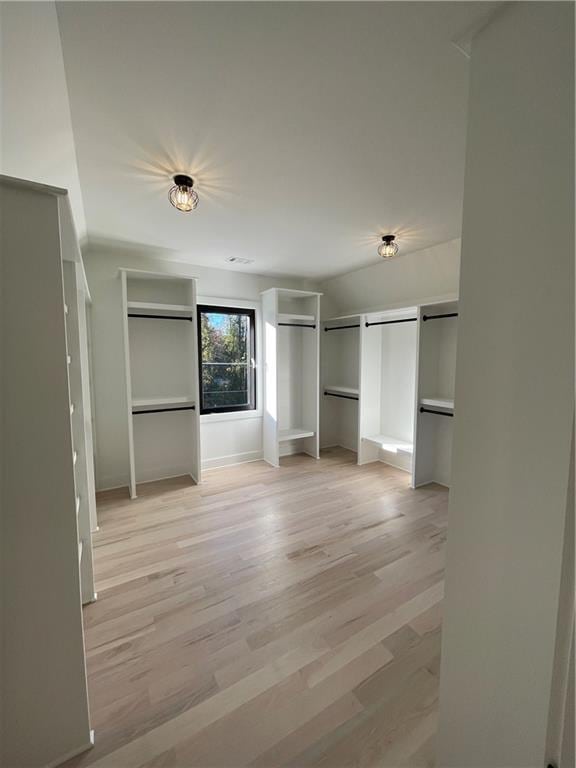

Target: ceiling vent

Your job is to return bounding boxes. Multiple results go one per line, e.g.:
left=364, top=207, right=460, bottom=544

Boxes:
left=226, top=256, right=254, bottom=265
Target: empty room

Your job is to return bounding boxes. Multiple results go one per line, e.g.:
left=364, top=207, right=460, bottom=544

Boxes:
left=1, top=2, right=573, bottom=767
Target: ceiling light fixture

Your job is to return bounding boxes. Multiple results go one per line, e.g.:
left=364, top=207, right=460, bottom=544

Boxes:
left=168, top=174, right=198, bottom=212
left=378, top=234, right=399, bottom=259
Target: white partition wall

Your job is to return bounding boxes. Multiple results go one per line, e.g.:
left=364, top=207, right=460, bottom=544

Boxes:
left=321, top=316, right=361, bottom=453
left=358, top=307, right=418, bottom=472
left=1, top=176, right=93, bottom=767
left=412, top=301, right=458, bottom=487
left=120, top=269, right=201, bottom=498
left=262, top=288, right=321, bottom=466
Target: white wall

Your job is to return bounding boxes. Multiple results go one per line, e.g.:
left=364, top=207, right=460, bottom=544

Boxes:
left=84, top=245, right=313, bottom=490
left=319, top=238, right=460, bottom=318
left=0, top=1, right=86, bottom=238
left=437, top=3, right=574, bottom=766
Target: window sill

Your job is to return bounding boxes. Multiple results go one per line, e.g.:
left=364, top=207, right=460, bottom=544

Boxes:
left=200, top=410, right=262, bottom=424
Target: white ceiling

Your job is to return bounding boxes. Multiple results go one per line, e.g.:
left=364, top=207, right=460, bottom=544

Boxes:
left=57, top=2, right=489, bottom=279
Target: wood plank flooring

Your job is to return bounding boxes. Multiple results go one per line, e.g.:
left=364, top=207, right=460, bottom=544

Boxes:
left=68, top=448, right=447, bottom=768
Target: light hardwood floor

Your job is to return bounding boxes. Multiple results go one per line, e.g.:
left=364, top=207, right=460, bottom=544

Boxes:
left=69, top=448, right=447, bottom=768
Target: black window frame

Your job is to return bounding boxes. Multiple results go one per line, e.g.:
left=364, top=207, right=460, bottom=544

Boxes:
left=197, top=304, right=257, bottom=415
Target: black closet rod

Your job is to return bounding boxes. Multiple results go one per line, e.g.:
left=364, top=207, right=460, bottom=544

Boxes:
left=128, top=313, right=193, bottom=321
left=133, top=405, right=196, bottom=415
left=365, top=317, right=417, bottom=328
left=422, top=312, right=458, bottom=322
left=323, top=391, right=359, bottom=401
left=278, top=322, right=316, bottom=329
left=324, top=324, right=360, bottom=332
left=419, top=407, right=454, bottom=418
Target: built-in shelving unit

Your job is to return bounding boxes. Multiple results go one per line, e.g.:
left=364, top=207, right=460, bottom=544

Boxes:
left=320, top=315, right=361, bottom=454
left=358, top=307, right=418, bottom=473
left=63, top=245, right=97, bottom=608
left=262, top=288, right=322, bottom=466
left=120, top=269, right=201, bottom=498
left=1, top=175, right=93, bottom=766
left=412, top=300, right=458, bottom=487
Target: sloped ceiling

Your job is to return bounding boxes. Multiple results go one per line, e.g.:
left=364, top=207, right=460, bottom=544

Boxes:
left=57, top=1, right=491, bottom=278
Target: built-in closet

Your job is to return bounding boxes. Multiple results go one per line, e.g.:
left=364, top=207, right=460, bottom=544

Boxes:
left=261, top=288, right=321, bottom=466
left=1, top=176, right=95, bottom=766
left=320, top=300, right=458, bottom=488
left=120, top=269, right=201, bottom=498
left=413, top=301, right=458, bottom=487
left=358, top=307, right=419, bottom=472
left=321, top=315, right=361, bottom=453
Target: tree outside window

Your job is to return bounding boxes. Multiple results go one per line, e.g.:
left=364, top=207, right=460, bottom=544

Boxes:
left=197, top=306, right=256, bottom=414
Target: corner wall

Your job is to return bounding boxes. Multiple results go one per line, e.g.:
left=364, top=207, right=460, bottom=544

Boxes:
left=437, top=3, right=574, bottom=765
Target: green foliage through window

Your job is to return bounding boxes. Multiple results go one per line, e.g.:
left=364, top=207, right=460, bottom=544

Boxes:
left=198, top=306, right=256, bottom=413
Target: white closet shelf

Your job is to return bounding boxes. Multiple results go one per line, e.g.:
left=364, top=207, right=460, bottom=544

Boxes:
left=277, top=313, right=316, bottom=324
left=127, top=301, right=195, bottom=317
left=132, top=395, right=196, bottom=409
left=364, top=434, right=414, bottom=454
left=324, top=385, right=359, bottom=396
left=420, top=396, right=454, bottom=410
left=279, top=428, right=315, bottom=442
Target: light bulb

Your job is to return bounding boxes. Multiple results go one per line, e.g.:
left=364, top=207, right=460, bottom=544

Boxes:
left=378, top=235, right=398, bottom=259
left=168, top=174, right=198, bottom=212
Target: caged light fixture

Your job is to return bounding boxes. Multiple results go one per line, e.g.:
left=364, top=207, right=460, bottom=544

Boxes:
left=378, top=234, right=399, bottom=259
left=168, top=174, right=198, bottom=212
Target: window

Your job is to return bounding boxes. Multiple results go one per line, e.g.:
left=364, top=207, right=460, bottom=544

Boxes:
left=197, top=305, right=256, bottom=414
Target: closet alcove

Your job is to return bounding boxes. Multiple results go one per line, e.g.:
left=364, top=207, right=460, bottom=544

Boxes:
left=120, top=269, right=201, bottom=498
left=321, top=315, right=361, bottom=454
left=261, top=288, right=321, bottom=466
left=320, top=300, right=459, bottom=488
left=412, top=301, right=458, bottom=487
left=358, top=307, right=419, bottom=473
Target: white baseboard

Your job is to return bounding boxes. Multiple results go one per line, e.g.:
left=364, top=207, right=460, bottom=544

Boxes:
left=202, top=450, right=263, bottom=470
left=97, top=474, right=129, bottom=492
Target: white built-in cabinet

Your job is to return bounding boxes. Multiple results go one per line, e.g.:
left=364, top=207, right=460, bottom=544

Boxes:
left=120, top=269, right=201, bottom=498
left=320, top=315, right=361, bottom=453
left=359, top=307, right=419, bottom=472
left=321, top=300, right=458, bottom=488
left=412, top=301, right=458, bottom=487
left=1, top=176, right=94, bottom=767
left=262, top=288, right=321, bottom=466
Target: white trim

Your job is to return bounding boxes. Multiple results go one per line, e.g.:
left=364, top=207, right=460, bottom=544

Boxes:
left=200, top=410, right=261, bottom=424
left=334, top=292, right=459, bottom=320
left=202, top=450, right=263, bottom=470
left=261, top=287, right=323, bottom=297
left=118, top=267, right=199, bottom=282
left=197, top=296, right=263, bottom=420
